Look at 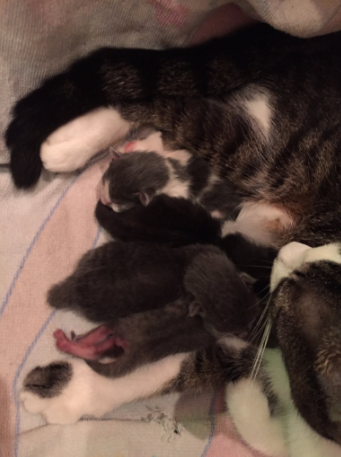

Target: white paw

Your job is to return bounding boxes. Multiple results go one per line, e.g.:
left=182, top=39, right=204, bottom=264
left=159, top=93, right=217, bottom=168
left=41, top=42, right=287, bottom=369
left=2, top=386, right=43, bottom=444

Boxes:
left=20, top=390, right=82, bottom=424
left=41, top=108, right=130, bottom=172
left=226, top=379, right=288, bottom=457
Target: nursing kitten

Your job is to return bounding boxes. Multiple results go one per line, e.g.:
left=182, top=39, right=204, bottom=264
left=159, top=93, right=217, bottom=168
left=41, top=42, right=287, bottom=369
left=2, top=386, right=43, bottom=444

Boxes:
left=48, top=239, right=259, bottom=367
left=94, top=195, right=277, bottom=283
left=9, top=22, right=341, bottom=452
left=21, top=242, right=341, bottom=457
left=98, top=128, right=241, bottom=220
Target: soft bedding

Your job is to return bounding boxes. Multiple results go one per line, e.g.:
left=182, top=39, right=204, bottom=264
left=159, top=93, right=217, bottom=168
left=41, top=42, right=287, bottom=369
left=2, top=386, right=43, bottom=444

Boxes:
left=2, top=1, right=341, bottom=456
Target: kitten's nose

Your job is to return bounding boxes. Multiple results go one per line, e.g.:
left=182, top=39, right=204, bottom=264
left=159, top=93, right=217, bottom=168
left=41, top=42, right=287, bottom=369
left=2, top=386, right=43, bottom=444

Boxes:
left=277, top=242, right=310, bottom=269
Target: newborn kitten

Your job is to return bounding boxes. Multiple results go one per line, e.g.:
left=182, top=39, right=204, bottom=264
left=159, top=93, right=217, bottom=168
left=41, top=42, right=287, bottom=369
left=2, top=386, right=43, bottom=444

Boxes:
left=95, top=195, right=277, bottom=284
left=97, top=128, right=241, bottom=220
left=49, top=240, right=259, bottom=373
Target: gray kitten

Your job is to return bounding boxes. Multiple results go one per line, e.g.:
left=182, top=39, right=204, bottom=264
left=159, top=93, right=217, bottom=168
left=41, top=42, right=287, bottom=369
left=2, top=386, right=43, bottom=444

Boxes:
left=97, top=128, right=241, bottom=220
left=48, top=240, right=259, bottom=375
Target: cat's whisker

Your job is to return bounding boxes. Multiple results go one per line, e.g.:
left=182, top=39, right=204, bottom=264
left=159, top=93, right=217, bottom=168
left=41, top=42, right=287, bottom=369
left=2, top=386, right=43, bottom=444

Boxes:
left=242, top=265, right=273, bottom=270
left=248, top=315, right=268, bottom=343
left=249, top=298, right=270, bottom=338
left=250, top=318, right=272, bottom=380
left=247, top=291, right=270, bottom=310
left=254, top=283, right=270, bottom=296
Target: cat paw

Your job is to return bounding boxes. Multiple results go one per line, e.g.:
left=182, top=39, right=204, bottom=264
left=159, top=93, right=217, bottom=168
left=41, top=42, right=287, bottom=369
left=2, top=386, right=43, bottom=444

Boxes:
left=41, top=108, right=130, bottom=172
left=226, top=379, right=288, bottom=457
left=20, top=359, right=107, bottom=424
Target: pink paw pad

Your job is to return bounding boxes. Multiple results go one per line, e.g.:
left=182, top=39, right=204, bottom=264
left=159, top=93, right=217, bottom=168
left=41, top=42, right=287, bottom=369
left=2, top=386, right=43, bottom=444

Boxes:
left=53, top=325, right=128, bottom=361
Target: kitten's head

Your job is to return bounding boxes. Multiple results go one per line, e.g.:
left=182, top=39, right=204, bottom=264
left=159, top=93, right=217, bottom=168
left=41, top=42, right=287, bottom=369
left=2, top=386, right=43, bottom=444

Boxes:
left=270, top=241, right=341, bottom=443
left=97, top=151, right=169, bottom=212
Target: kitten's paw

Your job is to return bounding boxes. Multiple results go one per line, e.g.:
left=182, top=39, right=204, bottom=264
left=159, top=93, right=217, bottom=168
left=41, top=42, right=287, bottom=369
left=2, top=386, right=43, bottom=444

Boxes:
left=20, top=359, right=107, bottom=424
left=41, top=108, right=130, bottom=172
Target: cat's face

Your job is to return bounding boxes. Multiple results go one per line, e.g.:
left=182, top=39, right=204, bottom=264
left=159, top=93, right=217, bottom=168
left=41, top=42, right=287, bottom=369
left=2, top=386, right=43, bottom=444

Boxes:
left=270, top=241, right=341, bottom=443
left=97, top=151, right=169, bottom=212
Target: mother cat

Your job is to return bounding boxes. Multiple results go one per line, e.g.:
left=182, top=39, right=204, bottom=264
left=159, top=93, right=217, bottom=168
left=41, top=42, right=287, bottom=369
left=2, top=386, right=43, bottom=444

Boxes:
left=7, top=22, right=341, bottom=456
left=6, top=23, right=341, bottom=247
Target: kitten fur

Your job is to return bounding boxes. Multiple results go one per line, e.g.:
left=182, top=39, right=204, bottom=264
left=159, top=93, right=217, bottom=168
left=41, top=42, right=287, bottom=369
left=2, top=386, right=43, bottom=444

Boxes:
left=48, top=240, right=259, bottom=364
left=98, top=128, right=241, bottom=219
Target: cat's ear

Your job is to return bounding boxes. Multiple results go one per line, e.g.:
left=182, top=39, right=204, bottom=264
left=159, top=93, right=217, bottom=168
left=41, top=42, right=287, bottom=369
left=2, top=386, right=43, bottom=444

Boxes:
left=109, top=147, right=122, bottom=160
left=134, top=191, right=151, bottom=206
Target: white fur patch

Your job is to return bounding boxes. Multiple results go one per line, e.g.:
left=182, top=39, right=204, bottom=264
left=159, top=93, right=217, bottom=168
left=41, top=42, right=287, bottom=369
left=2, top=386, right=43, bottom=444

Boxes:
left=271, top=242, right=341, bottom=291
left=243, top=91, right=272, bottom=140
left=20, top=353, right=188, bottom=424
left=227, top=348, right=341, bottom=457
left=226, top=376, right=288, bottom=457
left=221, top=201, right=293, bottom=247
left=157, top=160, right=190, bottom=199
left=220, top=336, right=248, bottom=351
left=41, top=108, right=130, bottom=172
left=263, top=350, right=341, bottom=457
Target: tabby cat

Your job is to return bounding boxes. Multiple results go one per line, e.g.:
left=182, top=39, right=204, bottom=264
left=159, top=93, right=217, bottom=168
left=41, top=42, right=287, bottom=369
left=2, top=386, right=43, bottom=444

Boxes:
left=8, top=22, right=341, bottom=455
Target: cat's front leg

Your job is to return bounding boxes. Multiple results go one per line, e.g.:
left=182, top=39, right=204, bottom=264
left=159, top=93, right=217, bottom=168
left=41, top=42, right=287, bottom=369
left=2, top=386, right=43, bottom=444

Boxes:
left=20, top=353, right=188, bottom=424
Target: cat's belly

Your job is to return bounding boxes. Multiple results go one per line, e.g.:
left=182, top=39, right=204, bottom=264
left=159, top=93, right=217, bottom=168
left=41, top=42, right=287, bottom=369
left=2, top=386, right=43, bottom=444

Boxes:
left=221, top=201, right=294, bottom=247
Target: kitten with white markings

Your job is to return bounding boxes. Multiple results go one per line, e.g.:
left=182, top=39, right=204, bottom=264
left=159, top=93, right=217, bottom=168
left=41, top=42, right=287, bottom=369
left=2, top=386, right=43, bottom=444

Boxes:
left=97, top=128, right=241, bottom=220
left=20, top=241, right=341, bottom=457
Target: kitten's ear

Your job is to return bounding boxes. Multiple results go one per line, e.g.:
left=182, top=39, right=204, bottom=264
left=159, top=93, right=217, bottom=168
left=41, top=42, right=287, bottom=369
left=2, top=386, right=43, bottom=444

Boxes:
left=239, top=272, right=256, bottom=285
left=109, top=147, right=122, bottom=160
left=188, top=302, right=205, bottom=318
left=134, top=191, right=151, bottom=206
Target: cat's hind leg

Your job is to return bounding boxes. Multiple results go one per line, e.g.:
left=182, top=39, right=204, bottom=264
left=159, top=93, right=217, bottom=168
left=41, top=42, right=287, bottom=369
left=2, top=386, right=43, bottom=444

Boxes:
left=41, top=108, right=130, bottom=172
left=20, top=353, right=188, bottom=424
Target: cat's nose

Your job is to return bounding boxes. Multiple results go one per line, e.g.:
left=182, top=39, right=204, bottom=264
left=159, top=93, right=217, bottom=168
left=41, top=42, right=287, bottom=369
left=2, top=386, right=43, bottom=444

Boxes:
left=277, top=242, right=310, bottom=269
